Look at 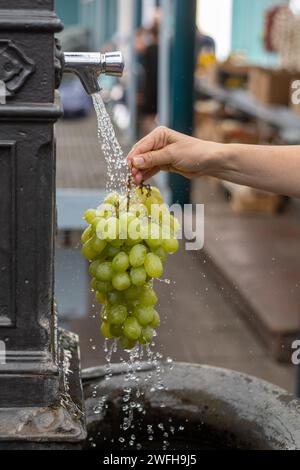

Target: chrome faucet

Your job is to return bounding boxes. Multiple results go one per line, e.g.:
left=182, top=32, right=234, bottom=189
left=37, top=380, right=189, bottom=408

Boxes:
left=63, top=51, right=124, bottom=95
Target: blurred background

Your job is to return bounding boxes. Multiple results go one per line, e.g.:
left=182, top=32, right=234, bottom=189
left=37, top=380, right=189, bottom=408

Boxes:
left=54, top=0, right=300, bottom=396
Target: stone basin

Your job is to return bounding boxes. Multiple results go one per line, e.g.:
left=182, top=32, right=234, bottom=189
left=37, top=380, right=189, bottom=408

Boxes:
left=83, top=362, right=300, bottom=450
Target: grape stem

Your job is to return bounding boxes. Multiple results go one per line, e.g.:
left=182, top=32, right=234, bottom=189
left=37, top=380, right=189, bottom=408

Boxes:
left=126, top=163, right=134, bottom=212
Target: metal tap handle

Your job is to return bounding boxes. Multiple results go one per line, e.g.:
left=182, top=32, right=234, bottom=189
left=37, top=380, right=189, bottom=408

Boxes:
left=101, top=51, right=124, bottom=77
left=63, top=51, right=124, bottom=95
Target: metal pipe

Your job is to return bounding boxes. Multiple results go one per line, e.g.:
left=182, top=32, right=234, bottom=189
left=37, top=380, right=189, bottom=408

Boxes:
left=63, top=51, right=124, bottom=94
left=169, top=0, right=196, bottom=205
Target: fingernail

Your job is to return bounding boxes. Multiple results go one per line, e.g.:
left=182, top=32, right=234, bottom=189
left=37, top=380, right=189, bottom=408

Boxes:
left=133, top=156, right=145, bottom=168
left=135, top=172, right=143, bottom=184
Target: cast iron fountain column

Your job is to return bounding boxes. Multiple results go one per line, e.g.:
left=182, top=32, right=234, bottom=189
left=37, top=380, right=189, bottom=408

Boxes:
left=0, top=0, right=86, bottom=448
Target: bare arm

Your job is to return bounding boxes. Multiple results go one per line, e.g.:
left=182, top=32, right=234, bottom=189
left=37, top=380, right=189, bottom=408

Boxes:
left=127, top=127, right=300, bottom=198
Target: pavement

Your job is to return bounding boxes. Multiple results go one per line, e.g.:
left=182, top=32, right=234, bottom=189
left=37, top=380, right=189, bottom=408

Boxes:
left=192, top=179, right=300, bottom=362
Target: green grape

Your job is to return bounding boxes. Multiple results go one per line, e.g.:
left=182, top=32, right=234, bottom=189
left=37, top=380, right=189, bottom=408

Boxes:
left=144, top=189, right=163, bottom=213
left=139, top=220, right=151, bottom=239
left=129, top=244, right=148, bottom=267
left=108, top=305, right=127, bottom=326
left=105, top=217, right=119, bottom=241
left=124, top=285, right=142, bottom=301
left=112, top=251, right=130, bottom=272
left=100, top=305, right=108, bottom=321
left=144, top=253, right=163, bottom=278
left=96, top=203, right=116, bottom=219
left=91, top=236, right=107, bottom=254
left=162, top=215, right=180, bottom=238
left=104, top=192, right=119, bottom=206
left=101, top=322, right=113, bottom=339
left=149, top=186, right=163, bottom=202
left=82, top=238, right=97, bottom=260
left=120, top=335, right=136, bottom=350
left=96, top=280, right=113, bottom=294
left=145, top=238, right=162, bottom=250
left=125, top=299, right=140, bottom=312
left=126, top=300, right=139, bottom=316
left=162, top=238, right=179, bottom=254
left=128, top=217, right=144, bottom=242
left=107, top=290, right=124, bottom=305
left=125, top=237, right=143, bottom=247
left=106, top=244, right=120, bottom=259
left=129, top=203, right=148, bottom=218
left=133, top=305, right=154, bottom=326
left=118, top=195, right=130, bottom=213
left=96, top=291, right=106, bottom=305
left=140, top=326, right=154, bottom=344
left=84, top=208, right=97, bottom=224
left=169, top=214, right=180, bottom=233
left=145, top=223, right=162, bottom=250
left=81, top=225, right=93, bottom=244
left=139, top=285, right=158, bottom=306
left=130, top=266, right=147, bottom=286
left=96, top=261, right=113, bottom=282
left=122, top=245, right=132, bottom=254
left=110, top=324, right=123, bottom=338
left=96, top=216, right=118, bottom=241
left=91, top=216, right=103, bottom=232
left=151, top=203, right=169, bottom=223
left=91, top=278, right=98, bottom=291
left=110, top=238, right=124, bottom=248
left=135, top=186, right=148, bottom=204
left=119, top=212, right=135, bottom=240
left=153, top=246, right=167, bottom=263
left=89, top=259, right=101, bottom=278
left=83, top=186, right=177, bottom=350
left=123, top=317, right=142, bottom=341
left=112, top=272, right=131, bottom=291
left=150, top=309, right=160, bottom=328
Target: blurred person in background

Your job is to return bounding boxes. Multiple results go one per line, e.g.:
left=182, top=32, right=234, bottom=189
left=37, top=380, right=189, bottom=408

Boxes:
left=136, top=11, right=160, bottom=137
left=135, top=16, right=216, bottom=138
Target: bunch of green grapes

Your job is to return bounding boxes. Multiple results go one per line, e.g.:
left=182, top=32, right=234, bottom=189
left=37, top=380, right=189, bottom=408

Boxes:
left=81, top=185, right=180, bottom=350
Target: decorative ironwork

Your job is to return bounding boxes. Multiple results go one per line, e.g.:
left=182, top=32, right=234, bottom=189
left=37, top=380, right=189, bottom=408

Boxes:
left=0, top=39, right=35, bottom=97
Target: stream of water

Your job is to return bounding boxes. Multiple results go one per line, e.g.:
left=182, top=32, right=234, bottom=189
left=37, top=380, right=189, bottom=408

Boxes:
left=89, top=92, right=178, bottom=450
left=92, top=93, right=128, bottom=193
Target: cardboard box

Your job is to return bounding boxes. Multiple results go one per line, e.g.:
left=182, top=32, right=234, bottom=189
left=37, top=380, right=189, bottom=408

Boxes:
left=195, top=117, right=260, bottom=145
left=249, top=67, right=297, bottom=106
left=201, top=63, right=250, bottom=89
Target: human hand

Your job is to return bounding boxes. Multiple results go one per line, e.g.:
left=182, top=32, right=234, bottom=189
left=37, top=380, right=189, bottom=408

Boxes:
left=127, top=126, right=222, bottom=184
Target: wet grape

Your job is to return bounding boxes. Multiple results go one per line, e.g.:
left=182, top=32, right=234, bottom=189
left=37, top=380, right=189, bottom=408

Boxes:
left=81, top=185, right=179, bottom=348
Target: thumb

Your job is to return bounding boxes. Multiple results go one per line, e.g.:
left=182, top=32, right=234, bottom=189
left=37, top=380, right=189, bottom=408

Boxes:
left=132, top=148, right=171, bottom=170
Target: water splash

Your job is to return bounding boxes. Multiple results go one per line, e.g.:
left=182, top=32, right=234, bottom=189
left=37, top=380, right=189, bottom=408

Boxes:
left=92, top=92, right=128, bottom=192
left=90, top=93, right=176, bottom=450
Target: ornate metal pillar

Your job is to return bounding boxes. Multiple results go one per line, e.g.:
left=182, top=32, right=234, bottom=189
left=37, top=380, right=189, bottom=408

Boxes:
left=0, top=0, right=86, bottom=448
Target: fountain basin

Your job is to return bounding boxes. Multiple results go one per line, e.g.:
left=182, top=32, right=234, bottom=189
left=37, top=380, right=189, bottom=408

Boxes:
left=83, top=362, right=300, bottom=450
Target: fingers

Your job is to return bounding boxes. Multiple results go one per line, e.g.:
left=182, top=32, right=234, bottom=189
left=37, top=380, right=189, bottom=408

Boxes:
left=127, top=126, right=170, bottom=163
left=133, top=167, right=159, bottom=184
left=131, top=148, right=172, bottom=172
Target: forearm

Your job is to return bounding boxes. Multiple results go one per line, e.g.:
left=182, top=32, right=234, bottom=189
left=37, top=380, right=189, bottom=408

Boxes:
left=210, top=144, right=300, bottom=198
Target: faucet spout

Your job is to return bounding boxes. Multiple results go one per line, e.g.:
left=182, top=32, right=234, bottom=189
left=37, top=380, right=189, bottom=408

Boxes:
left=63, top=51, right=124, bottom=95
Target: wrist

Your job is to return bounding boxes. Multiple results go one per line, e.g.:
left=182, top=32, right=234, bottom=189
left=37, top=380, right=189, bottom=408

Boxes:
left=207, top=142, right=238, bottom=177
